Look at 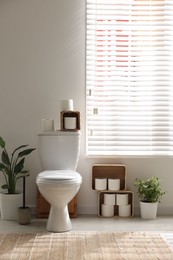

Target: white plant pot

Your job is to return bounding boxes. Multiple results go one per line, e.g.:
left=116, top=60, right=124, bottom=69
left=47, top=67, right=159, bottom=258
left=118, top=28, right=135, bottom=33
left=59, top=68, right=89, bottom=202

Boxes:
left=0, top=192, right=22, bottom=220
left=140, top=201, right=158, bottom=219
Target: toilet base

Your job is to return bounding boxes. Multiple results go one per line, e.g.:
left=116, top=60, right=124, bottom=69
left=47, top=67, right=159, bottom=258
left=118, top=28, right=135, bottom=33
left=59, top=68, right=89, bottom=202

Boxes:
left=47, top=205, right=72, bottom=232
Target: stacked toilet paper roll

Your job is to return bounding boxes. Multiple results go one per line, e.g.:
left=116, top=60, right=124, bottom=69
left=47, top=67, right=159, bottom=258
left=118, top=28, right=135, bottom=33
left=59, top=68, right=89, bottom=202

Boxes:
left=101, top=204, right=114, bottom=217
left=95, top=178, right=107, bottom=190
left=61, top=99, right=74, bottom=111
left=108, top=179, right=120, bottom=190
left=95, top=178, right=121, bottom=191
left=116, top=194, right=128, bottom=205
left=104, top=193, right=116, bottom=206
left=100, top=193, right=131, bottom=217
left=116, top=194, right=131, bottom=217
left=64, top=117, right=76, bottom=130
left=118, top=204, right=131, bottom=217
left=100, top=193, right=116, bottom=217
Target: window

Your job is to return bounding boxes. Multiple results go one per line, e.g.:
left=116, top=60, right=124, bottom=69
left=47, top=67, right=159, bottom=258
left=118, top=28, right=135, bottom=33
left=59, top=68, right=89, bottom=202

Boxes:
left=86, top=0, right=173, bottom=156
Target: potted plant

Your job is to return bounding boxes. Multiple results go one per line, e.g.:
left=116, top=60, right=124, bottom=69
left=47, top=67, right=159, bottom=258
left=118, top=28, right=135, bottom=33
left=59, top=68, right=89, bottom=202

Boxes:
left=134, top=176, right=165, bottom=219
left=0, top=136, right=35, bottom=220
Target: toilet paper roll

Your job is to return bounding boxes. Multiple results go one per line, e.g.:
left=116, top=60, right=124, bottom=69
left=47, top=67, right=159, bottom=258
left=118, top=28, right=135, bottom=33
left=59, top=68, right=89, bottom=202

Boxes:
left=64, top=117, right=76, bottom=130
left=95, top=178, right=107, bottom=190
left=108, top=179, right=120, bottom=191
left=118, top=204, right=131, bottom=217
left=41, top=119, right=54, bottom=132
left=104, top=193, right=116, bottom=206
left=101, top=204, right=114, bottom=217
left=61, top=99, right=74, bottom=111
left=116, top=194, right=128, bottom=206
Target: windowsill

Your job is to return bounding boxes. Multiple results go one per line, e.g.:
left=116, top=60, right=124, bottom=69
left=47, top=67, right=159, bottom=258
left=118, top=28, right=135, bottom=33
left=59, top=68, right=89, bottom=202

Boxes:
left=84, top=154, right=173, bottom=159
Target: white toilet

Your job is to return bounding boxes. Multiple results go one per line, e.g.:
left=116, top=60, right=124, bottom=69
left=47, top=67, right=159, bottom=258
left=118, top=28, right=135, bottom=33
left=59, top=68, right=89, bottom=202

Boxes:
left=36, top=130, right=82, bottom=232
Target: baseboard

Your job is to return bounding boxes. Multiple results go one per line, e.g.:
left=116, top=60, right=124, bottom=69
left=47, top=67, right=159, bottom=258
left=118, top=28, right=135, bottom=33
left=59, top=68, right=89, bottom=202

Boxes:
left=30, top=204, right=173, bottom=217
left=77, top=206, right=98, bottom=215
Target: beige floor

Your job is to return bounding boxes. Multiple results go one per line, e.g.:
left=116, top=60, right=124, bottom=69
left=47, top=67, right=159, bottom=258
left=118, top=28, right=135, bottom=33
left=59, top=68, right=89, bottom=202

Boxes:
left=0, top=214, right=173, bottom=233
left=0, top=215, right=173, bottom=249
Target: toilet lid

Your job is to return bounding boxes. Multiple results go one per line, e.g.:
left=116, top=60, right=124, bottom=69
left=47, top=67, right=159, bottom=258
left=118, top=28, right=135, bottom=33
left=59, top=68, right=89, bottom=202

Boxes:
left=37, top=170, right=82, bottom=185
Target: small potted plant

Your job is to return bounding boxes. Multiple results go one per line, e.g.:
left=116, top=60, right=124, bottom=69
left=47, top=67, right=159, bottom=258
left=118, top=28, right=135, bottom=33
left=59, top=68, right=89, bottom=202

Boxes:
left=134, top=176, right=165, bottom=219
left=0, top=136, right=35, bottom=220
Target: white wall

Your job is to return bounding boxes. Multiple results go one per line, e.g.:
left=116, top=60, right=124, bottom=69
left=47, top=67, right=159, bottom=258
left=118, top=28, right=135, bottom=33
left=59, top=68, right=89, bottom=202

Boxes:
left=0, top=0, right=173, bottom=216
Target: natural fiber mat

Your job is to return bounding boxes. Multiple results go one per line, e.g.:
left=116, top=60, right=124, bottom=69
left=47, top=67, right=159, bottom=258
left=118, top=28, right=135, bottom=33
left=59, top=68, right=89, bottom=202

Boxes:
left=0, top=232, right=173, bottom=260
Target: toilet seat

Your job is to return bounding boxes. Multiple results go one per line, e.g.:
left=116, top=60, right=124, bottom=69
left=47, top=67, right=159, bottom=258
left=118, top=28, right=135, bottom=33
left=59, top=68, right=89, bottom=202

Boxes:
left=36, top=170, right=82, bottom=185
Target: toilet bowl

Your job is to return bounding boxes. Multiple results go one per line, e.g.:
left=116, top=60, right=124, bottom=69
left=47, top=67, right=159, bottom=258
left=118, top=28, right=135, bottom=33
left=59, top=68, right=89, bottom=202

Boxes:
left=36, top=130, right=82, bottom=232
left=36, top=170, right=82, bottom=232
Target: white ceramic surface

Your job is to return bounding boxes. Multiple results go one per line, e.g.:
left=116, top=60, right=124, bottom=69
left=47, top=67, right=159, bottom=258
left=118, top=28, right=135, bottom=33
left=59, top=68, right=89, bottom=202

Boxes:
left=37, top=172, right=82, bottom=232
left=0, top=193, right=22, bottom=220
left=140, top=201, right=158, bottom=219
left=36, top=130, right=82, bottom=232
left=38, top=131, right=80, bottom=170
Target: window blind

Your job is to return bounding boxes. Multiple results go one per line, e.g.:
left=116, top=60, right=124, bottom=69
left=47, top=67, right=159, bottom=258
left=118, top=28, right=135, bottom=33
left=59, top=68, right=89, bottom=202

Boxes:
left=86, top=0, right=173, bottom=156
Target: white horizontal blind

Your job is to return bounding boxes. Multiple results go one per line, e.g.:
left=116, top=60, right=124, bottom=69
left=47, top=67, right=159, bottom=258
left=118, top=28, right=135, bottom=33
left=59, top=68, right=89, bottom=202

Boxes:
left=86, top=0, right=173, bottom=156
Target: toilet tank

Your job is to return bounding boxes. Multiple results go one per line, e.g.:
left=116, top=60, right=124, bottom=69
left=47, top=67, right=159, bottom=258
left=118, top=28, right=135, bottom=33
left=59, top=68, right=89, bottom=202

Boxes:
left=38, top=131, right=80, bottom=170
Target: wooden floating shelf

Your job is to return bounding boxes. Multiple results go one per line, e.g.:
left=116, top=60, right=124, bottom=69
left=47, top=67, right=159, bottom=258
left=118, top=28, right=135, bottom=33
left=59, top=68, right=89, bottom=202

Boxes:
left=92, top=164, right=126, bottom=191
left=61, top=111, right=80, bottom=131
left=98, top=190, right=134, bottom=218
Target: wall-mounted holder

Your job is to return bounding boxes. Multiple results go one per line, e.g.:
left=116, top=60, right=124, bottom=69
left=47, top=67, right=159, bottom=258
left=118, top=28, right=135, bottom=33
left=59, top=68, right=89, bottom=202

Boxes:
left=98, top=190, right=134, bottom=217
left=61, top=111, right=80, bottom=131
left=92, top=164, right=126, bottom=191
left=92, top=164, right=134, bottom=218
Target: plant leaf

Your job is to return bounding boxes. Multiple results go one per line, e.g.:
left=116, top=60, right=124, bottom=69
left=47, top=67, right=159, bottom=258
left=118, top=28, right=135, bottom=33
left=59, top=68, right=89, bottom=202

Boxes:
left=18, top=148, right=36, bottom=157
left=134, top=176, right=165, bottom=203
left=12, top=144, right=28, bottom=156
left=0, top=165, right=10, bottom=176
left=0, top=137, right=5, bottom=148
left=2, top=150, right=10, bottom=166
left=4, top=166, right=10, bottom=176
left=0, top=163, right=6, bottom=171
left=16, top=172, right=30, bottom=180
left=14, top=158, right=25, bottom=173
left=1, top=184, right=8, bottom=190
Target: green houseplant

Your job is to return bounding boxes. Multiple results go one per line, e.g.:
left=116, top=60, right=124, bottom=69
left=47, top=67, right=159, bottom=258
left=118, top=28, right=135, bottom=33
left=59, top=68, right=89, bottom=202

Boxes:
left=0, top=136, right=35, bottom=194
left=134, top=176, right=165, bottom=219
left=0, top=136, right=35, bottom=220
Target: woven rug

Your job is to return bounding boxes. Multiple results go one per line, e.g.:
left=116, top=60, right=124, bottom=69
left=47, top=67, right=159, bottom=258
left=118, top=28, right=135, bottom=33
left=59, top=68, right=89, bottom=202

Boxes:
left=0, top=232, right=173, bottom=260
